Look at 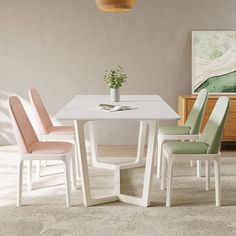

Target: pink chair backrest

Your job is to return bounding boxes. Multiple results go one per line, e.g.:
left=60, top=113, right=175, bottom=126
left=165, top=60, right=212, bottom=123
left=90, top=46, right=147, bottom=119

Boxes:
left=9, top=96, right=39, bottom=153
left=29, top=89, right=53, bottom=134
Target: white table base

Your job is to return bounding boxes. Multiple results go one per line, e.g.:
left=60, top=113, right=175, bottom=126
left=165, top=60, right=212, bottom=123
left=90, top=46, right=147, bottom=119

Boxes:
left=74, top=120, right=158, bottom=207
left=88, top=121, right=148, bottom=170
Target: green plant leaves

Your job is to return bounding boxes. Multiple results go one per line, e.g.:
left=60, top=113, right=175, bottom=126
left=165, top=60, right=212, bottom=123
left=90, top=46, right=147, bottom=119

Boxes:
left=104, top=66, right=127, bottom=89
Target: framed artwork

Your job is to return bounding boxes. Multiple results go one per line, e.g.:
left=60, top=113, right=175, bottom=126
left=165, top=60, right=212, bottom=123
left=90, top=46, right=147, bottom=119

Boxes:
left=192, top=31, right=236, bottom=94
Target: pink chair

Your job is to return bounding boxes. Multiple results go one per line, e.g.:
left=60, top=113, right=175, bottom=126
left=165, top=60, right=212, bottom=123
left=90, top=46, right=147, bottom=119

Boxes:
left=9, top=96, right=74, bottom=207
left=29, top=88, right=79, bottom=180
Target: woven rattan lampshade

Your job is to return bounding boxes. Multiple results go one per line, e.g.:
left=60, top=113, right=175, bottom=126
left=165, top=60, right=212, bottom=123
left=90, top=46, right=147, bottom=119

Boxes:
left=95, top=0, right=136, bottom=12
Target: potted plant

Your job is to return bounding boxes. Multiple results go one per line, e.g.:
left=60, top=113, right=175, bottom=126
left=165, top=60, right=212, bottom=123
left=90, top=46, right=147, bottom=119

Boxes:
left=104, top=66, right=127, bottom=102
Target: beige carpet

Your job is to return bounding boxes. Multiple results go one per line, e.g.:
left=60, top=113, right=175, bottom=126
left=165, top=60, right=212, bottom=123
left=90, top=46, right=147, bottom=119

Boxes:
left=0, top=146, right=236, bottom=236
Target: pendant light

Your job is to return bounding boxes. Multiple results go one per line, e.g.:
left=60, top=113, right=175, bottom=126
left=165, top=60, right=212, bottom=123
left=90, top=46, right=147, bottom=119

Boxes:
left=95, top=0, right=136, bottom=12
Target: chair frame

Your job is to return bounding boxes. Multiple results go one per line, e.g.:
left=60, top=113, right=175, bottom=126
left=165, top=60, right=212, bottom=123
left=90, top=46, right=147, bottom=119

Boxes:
left=35, top=134, right=78, bottom=181
left=17, top=151, right=73, bottom=207
left=9, top=96, right=74, bottom=207
left=157, top=134, right=200, bottom=178
left=29, top=89, right=79, bottom=182
left=161, top=149, right=221, bottom=207
left=156, top=89, right=208, bottom=178
left=159, top=96, right=229, bottom=208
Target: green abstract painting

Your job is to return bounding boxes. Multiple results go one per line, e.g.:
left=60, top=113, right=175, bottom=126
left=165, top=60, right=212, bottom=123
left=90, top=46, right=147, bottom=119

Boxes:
left=192, top=31, right=236, bottom=94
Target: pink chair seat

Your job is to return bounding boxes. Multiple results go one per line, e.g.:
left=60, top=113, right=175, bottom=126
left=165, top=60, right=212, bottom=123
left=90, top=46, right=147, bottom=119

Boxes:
left=47, top=126, right=74, bottom=135
left=30, top=142, right=73, bottom=154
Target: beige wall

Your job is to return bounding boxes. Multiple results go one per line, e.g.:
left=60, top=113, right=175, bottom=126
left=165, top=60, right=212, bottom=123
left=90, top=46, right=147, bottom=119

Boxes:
left=0, top=0, right=236, bottom=145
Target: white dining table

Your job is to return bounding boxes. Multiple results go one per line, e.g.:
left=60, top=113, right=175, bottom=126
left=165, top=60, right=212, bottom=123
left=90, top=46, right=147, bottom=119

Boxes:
left=55, top=95, right=179, bottom=207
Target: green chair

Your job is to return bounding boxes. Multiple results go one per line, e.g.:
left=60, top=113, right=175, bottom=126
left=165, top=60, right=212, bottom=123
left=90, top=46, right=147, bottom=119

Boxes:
left=157, top=89, right=208, bottom=178
left=161, top=96, right=230, bottom=207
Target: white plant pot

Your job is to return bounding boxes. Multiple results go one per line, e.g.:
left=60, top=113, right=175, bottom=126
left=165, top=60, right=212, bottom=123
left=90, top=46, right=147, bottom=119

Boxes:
left=110, top=88, right=120, bottom=102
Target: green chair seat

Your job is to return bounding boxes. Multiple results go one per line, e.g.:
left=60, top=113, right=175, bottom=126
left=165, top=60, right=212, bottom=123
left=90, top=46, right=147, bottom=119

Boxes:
left=158, top=126, right=191, bottom=135
left=164, top=141, right=209, bottom=154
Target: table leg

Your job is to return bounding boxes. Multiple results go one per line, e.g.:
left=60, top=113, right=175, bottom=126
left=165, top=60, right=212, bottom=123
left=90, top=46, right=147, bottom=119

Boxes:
left=114, top=165, right=121, bottom=195
left=135, top=121, right=147, bottom=164
left=88, top=121, right=98, bottom=166
left=118, top=120, right=158, bottom=207
left=118, top=121, right=147, bottom=170
left=89, top=121, right=118, bottom=170
left=74, top=120, right=117, bottom=206
left=142, top=120, right=158, bottom=205
left=89, top=121, right=148, bottom=170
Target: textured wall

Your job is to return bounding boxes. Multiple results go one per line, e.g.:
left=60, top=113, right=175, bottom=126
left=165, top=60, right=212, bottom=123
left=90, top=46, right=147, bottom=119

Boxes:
left=0, top=0, right=236, bottom=145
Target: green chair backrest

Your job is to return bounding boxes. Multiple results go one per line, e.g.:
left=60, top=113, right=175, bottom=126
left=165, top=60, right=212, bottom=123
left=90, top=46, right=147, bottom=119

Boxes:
left=185, top=89, right=208, bottom=134
left=199, top=96, right=230, bottom=154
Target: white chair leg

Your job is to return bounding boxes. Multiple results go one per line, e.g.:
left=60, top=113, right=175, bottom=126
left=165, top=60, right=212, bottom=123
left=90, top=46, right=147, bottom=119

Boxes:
left=205, top=160, right=210, bottom=191
left=27, top=160, right=32, bottom=191
left=71, top=151, right=77, bottom=190
left=166, top=159, right=174, bottom=207
left=157, top=139, right=163, bottom=178
left=190, top=160, right=195, bottom=167
left=17, top=160, right=24, bottom=207
left=74, top=143, right=80, bottom=179
left=160, top=154, right=167, bottom=190
left=214, top=158, right=221, bottom=207
left=63, top=159, right=71, bottom=207
left=197, top=160, right=202, bottom=178
left=43, top=160, right=47, bottom=167
left=36, top=160, right=41, bottom=178
left=153, top=141, right=158, bottom=168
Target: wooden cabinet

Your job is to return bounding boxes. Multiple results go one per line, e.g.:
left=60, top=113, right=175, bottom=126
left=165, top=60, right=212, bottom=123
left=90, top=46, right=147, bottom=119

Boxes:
left=178, top=95, right=236, bottom=141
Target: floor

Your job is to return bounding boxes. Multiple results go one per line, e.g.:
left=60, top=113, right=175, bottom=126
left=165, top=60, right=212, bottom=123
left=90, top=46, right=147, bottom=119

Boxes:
left=0, top=145, right=236, bottom=236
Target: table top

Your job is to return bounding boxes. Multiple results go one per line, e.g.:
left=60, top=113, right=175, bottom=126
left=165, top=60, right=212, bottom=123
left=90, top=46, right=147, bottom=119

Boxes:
left=55, top=95, right=180, bottom=121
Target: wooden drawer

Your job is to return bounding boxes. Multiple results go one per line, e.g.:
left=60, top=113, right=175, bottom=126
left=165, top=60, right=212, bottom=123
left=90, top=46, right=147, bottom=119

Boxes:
left=224, top=112, right=236, bottom=140
left=187, top=100, right=216, bottom=114
left=178, top=95, right=236, bottom=142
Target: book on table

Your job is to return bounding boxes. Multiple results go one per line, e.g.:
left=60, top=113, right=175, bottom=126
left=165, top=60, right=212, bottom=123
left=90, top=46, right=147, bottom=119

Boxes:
left=96, top=104, right=136, bottom=112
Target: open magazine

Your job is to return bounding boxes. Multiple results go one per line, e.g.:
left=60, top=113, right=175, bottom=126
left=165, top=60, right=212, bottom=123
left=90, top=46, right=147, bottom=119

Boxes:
left=96, top=104, right=136, bottom=112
